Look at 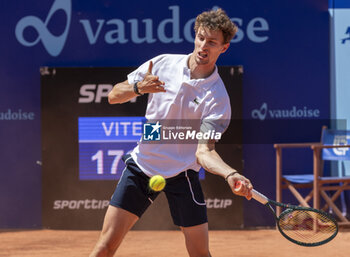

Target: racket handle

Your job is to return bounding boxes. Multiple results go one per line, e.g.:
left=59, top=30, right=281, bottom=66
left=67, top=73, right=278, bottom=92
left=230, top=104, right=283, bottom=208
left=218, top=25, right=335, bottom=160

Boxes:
left=234, top=181, right=268, bottom=205
left=251, top=189, right=269, bottom=205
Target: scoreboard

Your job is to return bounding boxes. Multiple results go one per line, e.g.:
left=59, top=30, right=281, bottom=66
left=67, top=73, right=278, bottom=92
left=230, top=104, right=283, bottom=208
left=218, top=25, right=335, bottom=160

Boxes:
left=79, top=116, right=145, bottom=180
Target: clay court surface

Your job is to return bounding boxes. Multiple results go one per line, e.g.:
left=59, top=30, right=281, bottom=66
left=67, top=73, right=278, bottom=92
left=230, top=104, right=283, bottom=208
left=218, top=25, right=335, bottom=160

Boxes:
left=0, top=229, right=349, bottom=257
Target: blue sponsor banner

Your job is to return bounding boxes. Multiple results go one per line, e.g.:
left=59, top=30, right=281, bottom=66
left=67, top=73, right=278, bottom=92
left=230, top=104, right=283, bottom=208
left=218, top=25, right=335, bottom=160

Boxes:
left=0, top=0, right=330, bottom=228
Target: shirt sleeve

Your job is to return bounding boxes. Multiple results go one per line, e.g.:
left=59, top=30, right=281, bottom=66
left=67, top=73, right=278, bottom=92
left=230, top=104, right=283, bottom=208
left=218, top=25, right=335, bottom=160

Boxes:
left=200, top=95, right=231, bottom=140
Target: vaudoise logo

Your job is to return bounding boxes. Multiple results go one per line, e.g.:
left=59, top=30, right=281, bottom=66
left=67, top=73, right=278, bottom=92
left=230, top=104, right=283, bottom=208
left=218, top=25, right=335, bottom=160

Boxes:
left=142, top=121, right=221, bottom=142
left=15, top=0, right=71, bottom=57
left=15, top=0, right=270, bottom=57
left=251, top=102, right=320, bottom=121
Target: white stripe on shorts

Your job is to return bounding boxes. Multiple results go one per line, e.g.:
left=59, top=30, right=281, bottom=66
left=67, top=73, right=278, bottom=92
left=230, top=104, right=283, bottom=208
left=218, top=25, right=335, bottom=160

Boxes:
left=185, top=170, right=206, bottom=206
left=116, top=156, right=132, bottom=187
left=124, top=156, right=132, bottom=163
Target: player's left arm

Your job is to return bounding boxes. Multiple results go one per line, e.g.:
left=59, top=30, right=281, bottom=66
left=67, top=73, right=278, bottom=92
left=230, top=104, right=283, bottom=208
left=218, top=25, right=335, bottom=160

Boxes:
left=195, top=139, right=253, bottom=200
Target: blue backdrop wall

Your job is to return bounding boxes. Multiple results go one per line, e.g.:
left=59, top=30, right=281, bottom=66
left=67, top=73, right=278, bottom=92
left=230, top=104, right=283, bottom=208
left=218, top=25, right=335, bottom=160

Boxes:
left=0, top=0, right=330, bottom=228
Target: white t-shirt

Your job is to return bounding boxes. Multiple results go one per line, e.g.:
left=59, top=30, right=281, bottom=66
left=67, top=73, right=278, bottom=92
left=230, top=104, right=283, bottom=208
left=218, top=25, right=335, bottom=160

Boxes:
left=128, top=54, right=231, bottom=178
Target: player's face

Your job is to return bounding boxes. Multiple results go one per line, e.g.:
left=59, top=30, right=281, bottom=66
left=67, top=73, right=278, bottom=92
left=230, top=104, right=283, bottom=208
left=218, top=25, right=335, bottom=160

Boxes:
left=193, top=26, right=229, bottom=67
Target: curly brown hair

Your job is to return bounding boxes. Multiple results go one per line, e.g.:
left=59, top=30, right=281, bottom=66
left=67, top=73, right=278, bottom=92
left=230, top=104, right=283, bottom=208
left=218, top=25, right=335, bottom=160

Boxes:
left=194, top=8, right=237, bottom=44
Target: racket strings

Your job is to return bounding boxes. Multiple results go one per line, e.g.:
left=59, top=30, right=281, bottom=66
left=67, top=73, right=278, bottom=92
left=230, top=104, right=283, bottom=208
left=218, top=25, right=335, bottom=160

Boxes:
left=278, top=209, right=337, bottom=244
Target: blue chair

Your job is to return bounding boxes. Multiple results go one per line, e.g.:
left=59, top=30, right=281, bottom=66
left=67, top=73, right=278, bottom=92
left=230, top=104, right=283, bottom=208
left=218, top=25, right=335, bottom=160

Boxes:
left=275, top=126, right=350, bottom=226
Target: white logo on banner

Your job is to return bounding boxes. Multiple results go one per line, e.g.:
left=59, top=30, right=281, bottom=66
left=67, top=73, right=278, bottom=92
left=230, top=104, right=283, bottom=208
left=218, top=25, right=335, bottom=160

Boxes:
left=53, top=199, right=109, bottom=209
left=251, top=102, right=268, bottom=120
left=206, top=198, right=232, bottom=209
left=15, top=0, right=71, bottom=56
left=15, top=1, right=270, bottom=57
left=251, top=102, right=320, bottom=121
left=0, top=109, right=35, bottom=120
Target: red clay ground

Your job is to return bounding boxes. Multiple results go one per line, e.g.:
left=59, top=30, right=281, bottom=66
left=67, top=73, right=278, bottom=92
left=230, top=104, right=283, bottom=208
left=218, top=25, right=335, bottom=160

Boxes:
left=0, top=229, right=349, bottom=257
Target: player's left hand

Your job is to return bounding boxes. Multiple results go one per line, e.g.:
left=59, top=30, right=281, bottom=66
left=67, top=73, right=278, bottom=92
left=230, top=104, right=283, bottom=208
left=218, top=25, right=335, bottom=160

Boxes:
left=226, top=173, right=253, bottom=200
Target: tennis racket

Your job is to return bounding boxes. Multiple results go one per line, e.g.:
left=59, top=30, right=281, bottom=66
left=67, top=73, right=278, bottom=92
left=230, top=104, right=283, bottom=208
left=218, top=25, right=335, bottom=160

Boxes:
left=235, top=181, right=338, bottom=247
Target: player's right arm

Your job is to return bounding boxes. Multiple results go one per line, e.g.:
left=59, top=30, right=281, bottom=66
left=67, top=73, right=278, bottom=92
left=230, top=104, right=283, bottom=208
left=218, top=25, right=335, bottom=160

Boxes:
left=196, top=139, right=253, bottom=200
left=108, top=61, right=166, bottom=104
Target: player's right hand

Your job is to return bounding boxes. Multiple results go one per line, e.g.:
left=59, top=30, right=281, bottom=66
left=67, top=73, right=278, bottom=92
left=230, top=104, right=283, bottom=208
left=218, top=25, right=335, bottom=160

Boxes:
left=137, top=61, right=166, bottom=94
left=227, top=173, right=253, bottom=200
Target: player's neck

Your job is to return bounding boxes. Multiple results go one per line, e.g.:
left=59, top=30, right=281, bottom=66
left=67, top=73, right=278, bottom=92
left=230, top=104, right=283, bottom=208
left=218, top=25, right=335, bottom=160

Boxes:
left=188, top=54, right=215, bottom=79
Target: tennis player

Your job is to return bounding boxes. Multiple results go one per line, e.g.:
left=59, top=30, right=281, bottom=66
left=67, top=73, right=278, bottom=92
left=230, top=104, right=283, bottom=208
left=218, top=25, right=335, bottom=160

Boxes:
left=90, top=8, right=253, bottom=257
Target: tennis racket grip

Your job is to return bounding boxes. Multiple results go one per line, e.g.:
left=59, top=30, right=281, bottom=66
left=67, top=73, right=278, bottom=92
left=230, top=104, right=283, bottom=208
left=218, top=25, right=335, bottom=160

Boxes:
left=234, top=181, right=268, bottom=205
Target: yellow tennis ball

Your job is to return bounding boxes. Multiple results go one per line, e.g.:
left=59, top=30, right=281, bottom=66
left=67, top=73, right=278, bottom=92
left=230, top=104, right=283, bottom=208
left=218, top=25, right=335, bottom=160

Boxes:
left=149, top=175, right=166, bottom=191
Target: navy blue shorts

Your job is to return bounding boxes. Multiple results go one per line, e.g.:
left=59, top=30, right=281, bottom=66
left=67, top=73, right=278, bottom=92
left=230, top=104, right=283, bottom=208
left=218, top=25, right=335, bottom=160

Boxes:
left=110, top=154, right=208, bottom=227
